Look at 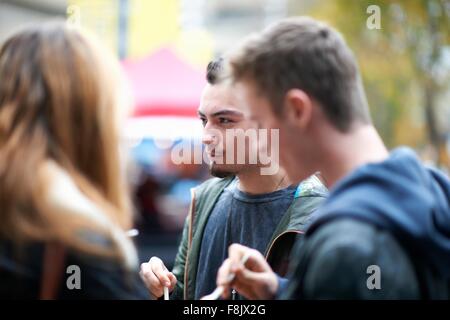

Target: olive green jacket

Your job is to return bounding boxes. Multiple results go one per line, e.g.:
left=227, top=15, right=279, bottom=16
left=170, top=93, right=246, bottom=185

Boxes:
left=170, top=174, right=328, bottom=300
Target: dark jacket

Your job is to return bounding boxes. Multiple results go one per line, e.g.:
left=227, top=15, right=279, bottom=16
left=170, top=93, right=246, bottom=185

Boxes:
left=171, top=174, right=328, bottom=300
left=282, top=147, right=450, bottom=299
left=0, top=240, right=148, bottom=299
left=0, top=163, right=148, bottom=300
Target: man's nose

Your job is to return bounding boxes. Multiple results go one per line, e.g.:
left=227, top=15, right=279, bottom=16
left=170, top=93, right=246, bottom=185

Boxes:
left=202, top=130, right=215, bottom=145
left=202, top=124, right=218, bottom=146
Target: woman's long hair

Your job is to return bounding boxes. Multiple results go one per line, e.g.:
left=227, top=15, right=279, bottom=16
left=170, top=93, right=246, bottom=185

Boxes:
left=0, top=22, right=134, bottom=263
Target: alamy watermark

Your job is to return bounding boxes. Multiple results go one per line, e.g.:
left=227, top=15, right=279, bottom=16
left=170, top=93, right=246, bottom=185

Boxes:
left=366, top=264, right=381, bottom=290
left=170, top=128, right=280, bottom=175
left=66, top=5, right=81, bottom=28
left=367, top=5, right=382, bottom=30
left=66, top=265, right=81, bottom=290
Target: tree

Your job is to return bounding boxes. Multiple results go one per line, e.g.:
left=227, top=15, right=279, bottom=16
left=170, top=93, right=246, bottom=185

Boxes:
left=304, top=0, right=450, bottom=169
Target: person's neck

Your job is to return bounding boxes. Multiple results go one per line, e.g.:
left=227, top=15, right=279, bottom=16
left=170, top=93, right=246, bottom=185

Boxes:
left=318, top=124, right=389, bottom=188
left=236, top=168, right=291, bottom=195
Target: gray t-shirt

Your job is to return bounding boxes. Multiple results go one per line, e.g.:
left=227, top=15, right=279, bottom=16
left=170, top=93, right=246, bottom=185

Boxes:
left=195, top=178, right=296, bottom=299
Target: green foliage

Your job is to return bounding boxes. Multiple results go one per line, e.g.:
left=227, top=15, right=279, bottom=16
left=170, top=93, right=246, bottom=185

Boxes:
left=302, top=0, right=450, bottom=150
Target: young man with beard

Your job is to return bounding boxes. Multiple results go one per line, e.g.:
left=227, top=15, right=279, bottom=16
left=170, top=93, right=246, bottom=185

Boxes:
left=216, top=17, right=450, bottom=299
left=140, top=59, right=328, bottom=300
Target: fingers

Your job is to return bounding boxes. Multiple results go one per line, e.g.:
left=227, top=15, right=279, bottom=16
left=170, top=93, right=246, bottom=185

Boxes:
left=216, top=258, right=232, bottom=299
left=139, top=257, right=177, bottom=298
left=230, top=265, right=262, bottom=299
left=232, top=265, right=279, bottom=300
left=140, top=262, right=164, bottom=298
left=217, top=244, right=264, bottom=299
left=222, top=244, right=277, bottom=300
left=167, top=272, right=177, bottom=290
left=228, top=243, right=268, bottom=273
left=215, top=244, right=278, bottom=300
left=227, top=243, right=249, bottom=266
left=149, top=257, right=172, bottom=287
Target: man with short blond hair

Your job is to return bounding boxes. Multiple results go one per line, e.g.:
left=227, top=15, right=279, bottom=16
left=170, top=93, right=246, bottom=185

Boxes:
left=216, top=16, right=450, bottom=299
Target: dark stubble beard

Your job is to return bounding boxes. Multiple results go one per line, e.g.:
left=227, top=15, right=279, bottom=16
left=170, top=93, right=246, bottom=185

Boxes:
left=209, top=162, right=234, bottom=178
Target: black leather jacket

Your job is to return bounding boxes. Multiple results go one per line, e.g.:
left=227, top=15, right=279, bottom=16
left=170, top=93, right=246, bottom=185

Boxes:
left=0, top=240, right=148, bottom=299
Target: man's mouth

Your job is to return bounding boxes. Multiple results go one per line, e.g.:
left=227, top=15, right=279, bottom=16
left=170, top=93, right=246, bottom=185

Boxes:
left=207, top=149, right=222, bottom=157
left=207, top=149, right=225, bottom=162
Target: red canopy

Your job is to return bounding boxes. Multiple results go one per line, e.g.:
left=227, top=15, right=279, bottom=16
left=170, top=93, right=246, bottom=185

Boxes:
left=122, top=48, right=206, bottom=118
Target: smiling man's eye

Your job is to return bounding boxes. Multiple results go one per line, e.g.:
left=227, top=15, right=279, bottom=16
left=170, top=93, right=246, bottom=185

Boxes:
left=200, top=118, right=207, bottom=126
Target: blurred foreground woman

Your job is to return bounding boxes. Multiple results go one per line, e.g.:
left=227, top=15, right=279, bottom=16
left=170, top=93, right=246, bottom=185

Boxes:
left=0, top=22, right=147, bottom=299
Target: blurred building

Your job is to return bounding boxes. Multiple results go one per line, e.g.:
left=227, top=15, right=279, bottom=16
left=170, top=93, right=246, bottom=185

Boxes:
left=1, top=0, right=315, bottom=61
left=0, top=0, right=66, bottom=43
left=205, top=0, right=315, bottom=55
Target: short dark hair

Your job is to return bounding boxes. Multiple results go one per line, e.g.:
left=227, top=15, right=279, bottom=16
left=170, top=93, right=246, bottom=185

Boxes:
left=228, top=17, right=371, bottom=132
left=206, top=58, right=224, bottom=85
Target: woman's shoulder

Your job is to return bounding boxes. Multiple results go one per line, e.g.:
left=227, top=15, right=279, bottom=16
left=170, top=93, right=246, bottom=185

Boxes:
left=44, top=161, right=139, bottom=270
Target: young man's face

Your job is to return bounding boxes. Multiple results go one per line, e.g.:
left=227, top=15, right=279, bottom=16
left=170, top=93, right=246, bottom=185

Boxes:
left=198, top=83, right=260, bottom=178
left=235, top=79, right=311, bottom=183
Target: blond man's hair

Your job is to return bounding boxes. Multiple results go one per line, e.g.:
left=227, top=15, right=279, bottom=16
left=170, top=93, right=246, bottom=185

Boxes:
left=227, top=16, right=372, bottom=132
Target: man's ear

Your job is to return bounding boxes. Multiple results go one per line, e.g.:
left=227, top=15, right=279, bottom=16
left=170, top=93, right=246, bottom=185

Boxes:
left=284, top=89, right=313, bottom=131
